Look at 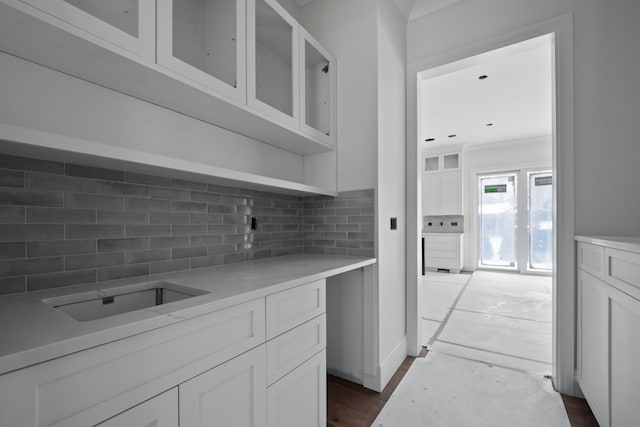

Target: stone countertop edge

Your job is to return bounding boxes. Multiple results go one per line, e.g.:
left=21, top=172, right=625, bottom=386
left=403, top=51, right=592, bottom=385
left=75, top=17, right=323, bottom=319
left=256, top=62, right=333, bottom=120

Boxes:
left=0, top=254, right=376, bottom=375
left=575, top=235, right=640, bottom=253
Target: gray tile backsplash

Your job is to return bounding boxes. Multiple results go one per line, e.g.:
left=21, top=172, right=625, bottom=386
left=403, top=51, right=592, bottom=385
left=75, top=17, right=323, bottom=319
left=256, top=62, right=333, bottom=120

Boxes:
left=0, top=154, right=376, bottom=295
left=423, top=215, right=464, bottom=233
left=303, top=190, right=375, bottom=257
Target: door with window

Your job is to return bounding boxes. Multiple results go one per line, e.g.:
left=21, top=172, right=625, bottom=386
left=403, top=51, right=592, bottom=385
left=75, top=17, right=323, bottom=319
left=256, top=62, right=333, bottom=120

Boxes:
left=478, top=169, right=552, bottom=273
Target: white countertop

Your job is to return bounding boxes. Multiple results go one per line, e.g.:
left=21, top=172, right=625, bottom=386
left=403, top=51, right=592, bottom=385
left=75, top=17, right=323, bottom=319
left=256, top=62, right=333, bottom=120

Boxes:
left=575, top=235, right=640, bottom=253
left=0, top=254, right=375, bottom=375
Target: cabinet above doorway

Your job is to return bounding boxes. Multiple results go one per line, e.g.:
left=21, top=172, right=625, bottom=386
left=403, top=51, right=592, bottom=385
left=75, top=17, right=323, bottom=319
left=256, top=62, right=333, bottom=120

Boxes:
left=0, top=0, right=337, bottom=195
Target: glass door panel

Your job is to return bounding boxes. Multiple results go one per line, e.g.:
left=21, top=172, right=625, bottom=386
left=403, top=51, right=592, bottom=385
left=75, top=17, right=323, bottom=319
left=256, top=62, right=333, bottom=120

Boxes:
left=254, top=0, right=294, bottom=117
left=479, top=173, right=517, bottom=269
left=528, top=172, right=553, bottom=270
left=64, top=0, right=139, bottom=37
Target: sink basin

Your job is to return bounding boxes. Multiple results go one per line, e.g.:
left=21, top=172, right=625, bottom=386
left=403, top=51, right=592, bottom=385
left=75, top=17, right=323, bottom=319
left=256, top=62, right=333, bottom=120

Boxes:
left=42, top=281, right=208, bottom=322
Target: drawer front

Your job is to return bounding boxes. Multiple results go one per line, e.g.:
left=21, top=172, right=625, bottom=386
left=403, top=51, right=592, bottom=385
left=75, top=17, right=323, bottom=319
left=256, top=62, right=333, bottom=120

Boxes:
left=267, top=314, right=326, bottom=386
left=424, top=236, right=460, bottom=251
left=425, top=258, right=461, bottom=270
left=97, top=388, right=178, bottom=427
left=424, top=249, right=460, bottom=260
left=605, top=247, right=640, bottom=299
left=577, top=242, right=605, bottom=279
left=266, top=280, right=326, bottom=340
left=0, top=298, right=265, bottom=427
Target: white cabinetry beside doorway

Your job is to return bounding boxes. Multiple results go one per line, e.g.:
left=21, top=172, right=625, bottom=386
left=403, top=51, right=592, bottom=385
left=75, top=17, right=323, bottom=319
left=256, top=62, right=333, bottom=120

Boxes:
left=422, top=152, right=462, bottom=216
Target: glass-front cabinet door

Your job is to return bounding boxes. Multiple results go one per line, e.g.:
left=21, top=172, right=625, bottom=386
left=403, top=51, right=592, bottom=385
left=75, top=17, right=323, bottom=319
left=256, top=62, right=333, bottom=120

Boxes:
left=300, top=28, right=334, bottom=147
left=20, top=0, right=155, bottom=60
left=157, top=0, right=246, bottom=102
left=247, top=0, right=299, bottom=129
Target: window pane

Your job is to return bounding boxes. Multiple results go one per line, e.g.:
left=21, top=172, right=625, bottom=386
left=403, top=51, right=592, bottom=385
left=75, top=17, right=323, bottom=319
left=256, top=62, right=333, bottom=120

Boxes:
left=529, top=172, right=553, bottom=270
left=479, top=174, right=517, bottom=268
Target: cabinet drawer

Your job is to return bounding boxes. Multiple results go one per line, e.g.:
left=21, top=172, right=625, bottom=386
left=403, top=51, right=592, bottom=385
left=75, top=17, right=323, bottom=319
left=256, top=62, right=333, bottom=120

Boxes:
left=605, top=247, right=640, bottom=299
left=577, top=242, right=605, bottom=279
left=0, top=298, right=265, bottom=427
left=425, top=258, right=461, bottom=270
left=266, top=280, right=326, bottom=340
left=267, top=314, right=326, bottom=385
left=97, top=388, right=178, bottom=427
left=424, top=249, right=460, bottom=260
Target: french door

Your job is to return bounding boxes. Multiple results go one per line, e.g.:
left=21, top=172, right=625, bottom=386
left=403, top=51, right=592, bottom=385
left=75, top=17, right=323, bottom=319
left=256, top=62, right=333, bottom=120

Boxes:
left=478, top=169, right=552, bottom=273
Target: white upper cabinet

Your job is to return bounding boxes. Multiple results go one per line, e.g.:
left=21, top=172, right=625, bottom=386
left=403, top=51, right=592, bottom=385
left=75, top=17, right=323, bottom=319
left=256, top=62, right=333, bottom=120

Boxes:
left=300, top=28, right=335, bottom=148
left=247, top=0, right=300, bottom=129
left=157, top=0, right=246, bottom=103
left=19, top=0, right=156, bottom=60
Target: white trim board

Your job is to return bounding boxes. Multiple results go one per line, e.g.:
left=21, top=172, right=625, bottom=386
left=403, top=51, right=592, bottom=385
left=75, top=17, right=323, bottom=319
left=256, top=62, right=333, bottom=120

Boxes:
left=363, top=335, right=408, bottom=393
left=405, top=14, right=575, bottom=395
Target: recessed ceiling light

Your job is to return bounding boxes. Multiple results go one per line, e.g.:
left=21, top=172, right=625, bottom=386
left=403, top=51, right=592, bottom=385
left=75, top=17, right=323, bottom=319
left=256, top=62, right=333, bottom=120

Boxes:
left=478, top=75, right=488, bottom=80
left=425, top=138, right=435, bottom=142
left=448, top=134, right=457, bottom=138
left=486, top=123, right=494, bottom=126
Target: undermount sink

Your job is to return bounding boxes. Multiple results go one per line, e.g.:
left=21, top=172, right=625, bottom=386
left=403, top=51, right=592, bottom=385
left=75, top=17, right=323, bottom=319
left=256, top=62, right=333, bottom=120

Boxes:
left=42, top=281, right=208, bottom=322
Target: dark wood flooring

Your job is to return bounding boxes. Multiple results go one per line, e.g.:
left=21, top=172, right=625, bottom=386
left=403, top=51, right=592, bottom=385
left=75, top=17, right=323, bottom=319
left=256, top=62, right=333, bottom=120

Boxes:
left=326, top=349, right=599, bottom=426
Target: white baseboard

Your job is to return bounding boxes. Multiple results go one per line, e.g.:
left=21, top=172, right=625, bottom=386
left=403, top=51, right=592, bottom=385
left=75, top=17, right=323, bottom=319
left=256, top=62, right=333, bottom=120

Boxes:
left=362, top=335, right=407, bottom=392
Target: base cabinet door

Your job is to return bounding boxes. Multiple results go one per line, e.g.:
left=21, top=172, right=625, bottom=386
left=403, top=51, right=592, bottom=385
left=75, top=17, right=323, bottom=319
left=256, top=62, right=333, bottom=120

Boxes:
left=97, top=388, right=178, bottom=427
left=610, top=294, right=640, bottom=427
left=180, top=345, right=267, bottom=427
left=267, top=350, right=326, bottom=427
left=576, top=271, right=610, bottom=426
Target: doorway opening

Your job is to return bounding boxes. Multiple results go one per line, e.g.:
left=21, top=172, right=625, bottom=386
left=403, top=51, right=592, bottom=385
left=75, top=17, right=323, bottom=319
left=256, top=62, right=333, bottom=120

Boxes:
left=407, top=14, right=575, bottom=394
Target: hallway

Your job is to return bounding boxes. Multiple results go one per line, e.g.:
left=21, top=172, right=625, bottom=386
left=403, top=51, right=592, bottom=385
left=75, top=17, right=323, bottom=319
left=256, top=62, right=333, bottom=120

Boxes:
left=373, top=271, right=569, bottom=426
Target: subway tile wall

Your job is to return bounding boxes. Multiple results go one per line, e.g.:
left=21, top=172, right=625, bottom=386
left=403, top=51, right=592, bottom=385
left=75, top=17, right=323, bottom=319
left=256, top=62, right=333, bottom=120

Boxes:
left=0, top=154, right=304, bottom=295
left=0, top=154, right=376, bottom=296
left=303, top=190, right=375, bottom=257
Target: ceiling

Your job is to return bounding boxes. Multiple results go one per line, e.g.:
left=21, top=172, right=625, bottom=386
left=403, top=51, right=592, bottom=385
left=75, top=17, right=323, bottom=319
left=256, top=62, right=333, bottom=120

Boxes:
left=419, top=34, right=553, bottom=150
left=294, top=0, right=463, bottom=21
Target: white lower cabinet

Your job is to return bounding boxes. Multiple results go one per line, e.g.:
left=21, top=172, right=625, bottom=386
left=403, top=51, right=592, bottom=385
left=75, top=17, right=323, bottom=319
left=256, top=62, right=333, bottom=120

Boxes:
left=423, top=233, right=463, bottom=273
left=97, top=388, right=178, bottom=427
left=576, top=238, right=640, bottom=427
left=267, top=350, right=326, bottom=427
left=180, top=345, right=267, bottom=427
left=0, top=280, right=328, bottom=427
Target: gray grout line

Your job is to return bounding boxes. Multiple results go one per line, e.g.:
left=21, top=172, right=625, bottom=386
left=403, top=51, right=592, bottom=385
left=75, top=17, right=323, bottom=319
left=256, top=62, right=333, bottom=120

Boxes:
left=426, top=273, right=473, bottom=348
left=433, top=338, right=552, bottom=365
left=451, top=307, right=553, bottom=324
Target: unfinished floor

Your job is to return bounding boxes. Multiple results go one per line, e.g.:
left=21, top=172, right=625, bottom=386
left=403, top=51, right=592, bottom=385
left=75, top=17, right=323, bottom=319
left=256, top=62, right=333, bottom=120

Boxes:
left=373, top=270, right=571, bottom=426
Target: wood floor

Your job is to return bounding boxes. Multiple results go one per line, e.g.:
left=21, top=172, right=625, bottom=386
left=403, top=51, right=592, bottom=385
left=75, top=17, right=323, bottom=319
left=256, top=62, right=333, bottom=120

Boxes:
left=327, top=350, right=599, bottom=426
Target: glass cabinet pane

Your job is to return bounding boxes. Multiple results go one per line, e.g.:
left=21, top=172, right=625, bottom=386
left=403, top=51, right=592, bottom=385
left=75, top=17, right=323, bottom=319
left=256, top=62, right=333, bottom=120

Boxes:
left=424, top=156, right=439, bottom=172
left=172, top=0, right=238, bottom=89
left=304, top=40, right=330, bottom=136
left=255, top=0, right=294, bottom=117
left=443, top=153, right=459, bottom=169
left=64, top=0, right=139, bottom=37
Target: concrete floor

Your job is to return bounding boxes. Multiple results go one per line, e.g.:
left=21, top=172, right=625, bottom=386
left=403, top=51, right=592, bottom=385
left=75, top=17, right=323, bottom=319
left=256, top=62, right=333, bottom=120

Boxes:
left=373, top=270, right=570, bottom=426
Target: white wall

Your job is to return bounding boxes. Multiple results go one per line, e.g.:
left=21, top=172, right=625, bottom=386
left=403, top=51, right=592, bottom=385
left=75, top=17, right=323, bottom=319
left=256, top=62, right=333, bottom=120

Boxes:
left=408, top=0, right=640, bottom=236
left=376, top=0, right=407, bottom=363
left=461, top=138, right=552, bottom=269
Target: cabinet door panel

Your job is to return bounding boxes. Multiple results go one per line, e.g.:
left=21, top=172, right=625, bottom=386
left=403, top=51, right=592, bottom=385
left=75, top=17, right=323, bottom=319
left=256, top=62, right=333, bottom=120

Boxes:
left=247, top=0, right=300, bottom=128
left=97, top=388, right=178, bottom=427
left=157, top=0, right=246, bottom=102
left=576, top=271, right=609, bottom=427
left=422, top=173, right=441, bottom=216
left=19, top=0, right=155, bottom=60
left=610, top=293, right=640, bottom=427
left=267, top=350, right=326, bottom=427
left=441, top=171, right=461, bottom=215
left=577, top=242, right=605, bottom=280
left=300, top=28, right=334, bottom=147
left=180, top=345, right=267, bottom=427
